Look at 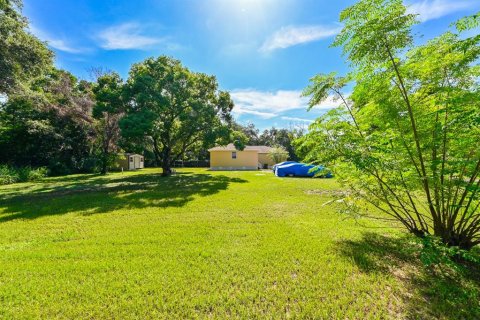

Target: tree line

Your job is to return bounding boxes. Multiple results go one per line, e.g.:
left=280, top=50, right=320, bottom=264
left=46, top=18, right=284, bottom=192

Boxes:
left=0, top=0, right=303, bottom=177
left=232, top=122, right=305, bottom=161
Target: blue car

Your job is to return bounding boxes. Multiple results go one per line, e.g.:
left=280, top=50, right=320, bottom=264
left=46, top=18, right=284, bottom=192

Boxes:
left=275, top=162, right=333, bottom=178
left=272, top=161, right=297, bottom=172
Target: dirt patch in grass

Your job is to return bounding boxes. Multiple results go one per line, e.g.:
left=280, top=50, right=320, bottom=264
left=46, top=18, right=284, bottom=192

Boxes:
left=305, top=189, right=348, bottom=197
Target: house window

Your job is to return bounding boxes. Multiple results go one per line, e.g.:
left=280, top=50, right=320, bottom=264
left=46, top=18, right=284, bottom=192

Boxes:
left=232, top=151, right=237, bottom=159
left=129, top=157, right=133, bottom=162
left=140, top=157, right=144, bottom=162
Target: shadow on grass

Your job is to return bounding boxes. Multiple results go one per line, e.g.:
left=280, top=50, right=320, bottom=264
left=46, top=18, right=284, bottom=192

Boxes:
left=0, top=172, right=248, bottom=222
left=337, top=232, right=480, bottom=319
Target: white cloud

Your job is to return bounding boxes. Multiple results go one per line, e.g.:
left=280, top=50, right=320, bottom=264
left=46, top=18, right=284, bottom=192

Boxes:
left=260, top=25, right=341, bottom=52
left=230, top=89, right=340, bottom=119
left=97, top=22, right=163, bottom=50
left=29, top=26, right=82, bottom=53
left=234, top=109, right=278, bottom=119
left=47, top=39, right=82, bottom=53
left=407, top=0, right=477, bottom=22
left=281, top=116, right=314, bottom=123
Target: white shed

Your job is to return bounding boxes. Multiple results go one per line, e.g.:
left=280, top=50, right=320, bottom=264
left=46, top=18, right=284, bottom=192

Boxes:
left=117, top=153, right=144, bottom=170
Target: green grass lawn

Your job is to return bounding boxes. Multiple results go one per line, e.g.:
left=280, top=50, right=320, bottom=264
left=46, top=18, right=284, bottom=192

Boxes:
left=0, top=168, right=479, bottom=319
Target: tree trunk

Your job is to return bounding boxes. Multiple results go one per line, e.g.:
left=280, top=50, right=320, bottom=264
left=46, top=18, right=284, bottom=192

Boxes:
left=152, top=137, right=162, bottom=167
left=161, top=146, right=172, bottom=177
left=101, top=157, right=108, bottom=175
left=101, top=138, right=109, bottom=175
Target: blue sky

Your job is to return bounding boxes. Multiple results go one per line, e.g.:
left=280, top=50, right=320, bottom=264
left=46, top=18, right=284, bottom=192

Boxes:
left=24, top=0, right=480, bottom=130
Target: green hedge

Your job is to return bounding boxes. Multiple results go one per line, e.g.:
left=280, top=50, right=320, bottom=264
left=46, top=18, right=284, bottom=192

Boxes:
left=0, top=165, right=48, bottom=185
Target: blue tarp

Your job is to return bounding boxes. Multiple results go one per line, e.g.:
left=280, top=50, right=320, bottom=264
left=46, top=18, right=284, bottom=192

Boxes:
left=275, top=162, right=333, bottom=178
left=272, top=161, right=297, bottom=172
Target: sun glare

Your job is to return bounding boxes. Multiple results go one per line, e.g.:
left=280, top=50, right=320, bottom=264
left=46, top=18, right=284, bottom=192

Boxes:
left=204, top=0, right=288, bottom=40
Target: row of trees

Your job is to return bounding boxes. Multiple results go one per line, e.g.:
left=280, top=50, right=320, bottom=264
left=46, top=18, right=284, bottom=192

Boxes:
left=0, top=1, right=304, bottom=177
left=300, top=0, right=480, bottom=249
left=0, top=56, right=235, bottom=177
left=232, top=122, right=305, bottom=161
left=92, top=57, right=235, bottom=176
left=0, top=1, right=227, bottom=176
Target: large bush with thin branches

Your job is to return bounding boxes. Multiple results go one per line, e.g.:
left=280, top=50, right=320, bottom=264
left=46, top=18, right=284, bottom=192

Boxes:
left=299, top=0, right=480, bottom=249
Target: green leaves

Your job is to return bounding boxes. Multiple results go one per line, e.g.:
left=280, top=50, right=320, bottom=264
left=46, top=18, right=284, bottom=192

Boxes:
left=301, top=0, right=480, bottom=249
left=268, top=146, right=289, bottom=163
left=454, top=11, right=480, bottom=32
left=333, top=0, right=416, bottom=69
left=0, top=69, right=96, bottom=173
left=93, top=72, right=124, bottom=117
left=302, top=72, right=346, bottom=110
left=0, top=0, right=53, bottom=94
left=121, top=56, right=234, bottom=173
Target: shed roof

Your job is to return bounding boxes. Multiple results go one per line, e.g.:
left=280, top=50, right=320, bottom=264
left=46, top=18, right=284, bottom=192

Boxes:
left=208, top=144, right=273, bottom=153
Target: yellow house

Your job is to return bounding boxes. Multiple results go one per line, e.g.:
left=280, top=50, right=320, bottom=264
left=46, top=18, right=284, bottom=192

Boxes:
left=208, top=144, right=275, bottom=170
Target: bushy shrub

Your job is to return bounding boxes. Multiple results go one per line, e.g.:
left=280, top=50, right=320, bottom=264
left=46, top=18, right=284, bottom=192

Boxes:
left=268, top=146, right=289, bottom=164
left=0, top=165, right=48, bottom=185
left=27, top=167, right=48, bottom=181
left=0, top=166, right=17, bottom=185
left=420, top=235, right=480, bottom=274
left=78, top=157, right=101, bottom=173
left=47, top=161, right=71, bottom=176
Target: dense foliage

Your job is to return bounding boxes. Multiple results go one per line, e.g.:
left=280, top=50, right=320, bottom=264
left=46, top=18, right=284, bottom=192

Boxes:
left=300, top=0, right=480, bottom=249
left=92, top=72, right=125, bottom=174
left=232, top=122, right=304, bottom=161
left=0, top=164, right=47, bottom=185
left=0, top=1, right=306, bottom=178
left=0, top=0, right=52, bottom=94
left=121, top=56, right=234, bottom=176
left=0, top=70, right=96, bottom=175
left=268, top=146, right=289, bottom=164
left=0, top=1, right=242, bottom=177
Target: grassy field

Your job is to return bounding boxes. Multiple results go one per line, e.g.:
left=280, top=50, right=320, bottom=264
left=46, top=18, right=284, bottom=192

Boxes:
left=0, top=168, right=478, bottom=319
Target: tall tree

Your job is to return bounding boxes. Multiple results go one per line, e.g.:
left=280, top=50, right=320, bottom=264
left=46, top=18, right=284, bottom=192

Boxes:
left=0, top=69, right=95, bottom=174
left=121, top=56, right=234, bottom=176
left=93, top=72, right=125, bottom=174
left=0, top=0, right=52, bottom=94
left=259, top=127, right=304, bottom=161
left=300, top=0, right=480, bottom=249
left=232, top=122, right=260, bottom=145
left=231, top=121, right=304, bottom=160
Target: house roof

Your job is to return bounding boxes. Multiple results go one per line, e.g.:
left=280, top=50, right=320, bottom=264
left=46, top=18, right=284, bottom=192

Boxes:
left=208, top=144, right=273, bottom=153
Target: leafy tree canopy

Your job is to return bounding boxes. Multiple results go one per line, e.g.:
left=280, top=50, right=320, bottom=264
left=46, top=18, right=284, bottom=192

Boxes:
left=0, top=69, right=95, bottom=173
left=232, top=121, right=304, bottom=161
left=0, top=0, right=53, bottom=94
left=121, top=56, right=234, bottom=176
left=300, top=1, right=480, bottom=249
left=269, top=146, right=289, bottom=164
left=92, top=72, right=125, bottom=174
